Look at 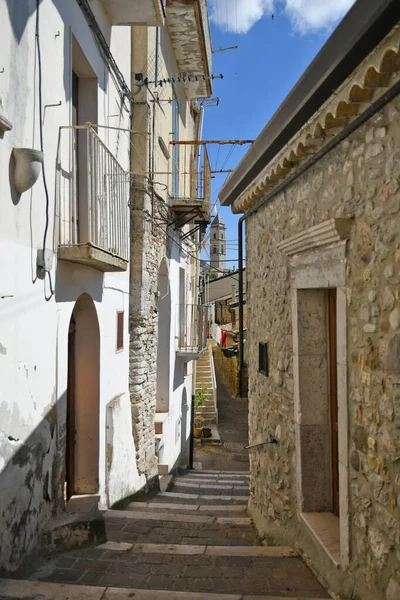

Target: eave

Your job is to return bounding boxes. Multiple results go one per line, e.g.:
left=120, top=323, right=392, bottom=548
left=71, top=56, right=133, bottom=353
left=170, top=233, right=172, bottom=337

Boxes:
left=219, top=0, right=400, bottom=208
left=231, top=23, right=400, bottom=214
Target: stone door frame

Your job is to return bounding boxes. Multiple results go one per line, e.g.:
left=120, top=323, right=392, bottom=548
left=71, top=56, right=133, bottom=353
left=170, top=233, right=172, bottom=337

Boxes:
left=277, top=218, right=351, bottom=568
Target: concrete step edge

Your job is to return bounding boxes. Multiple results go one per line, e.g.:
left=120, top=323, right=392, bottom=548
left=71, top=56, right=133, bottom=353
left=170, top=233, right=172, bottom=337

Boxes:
left=105, top=509, right=252, bottom=526
left=109, top=542, right=298, bottom=558
left=158, top=491, right=249, bottom=502
left=0, top=579, right=325, bottom=600
left=172, top=482, right=249, bottom=491
left=126, top=502, right=248, bottom=514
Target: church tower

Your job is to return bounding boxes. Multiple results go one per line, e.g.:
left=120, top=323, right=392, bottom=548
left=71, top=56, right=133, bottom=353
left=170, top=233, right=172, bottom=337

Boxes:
left=209, top=214, right=226, bottom=273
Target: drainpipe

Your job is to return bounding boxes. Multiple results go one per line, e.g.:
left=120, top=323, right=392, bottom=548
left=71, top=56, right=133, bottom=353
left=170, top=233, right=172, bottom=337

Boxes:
left=237, top=78, right=400, bottom=398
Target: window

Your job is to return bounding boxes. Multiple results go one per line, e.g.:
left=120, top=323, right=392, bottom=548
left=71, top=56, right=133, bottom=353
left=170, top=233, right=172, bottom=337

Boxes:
left=116, top=311, right=124, bottom=351
left=213, top=234, right=216, bottom=239
left=213, top=247, right=217, bottom=254
left=221, top=233, right=224, bottom=240
left=258, top=342, right=269, bottom=376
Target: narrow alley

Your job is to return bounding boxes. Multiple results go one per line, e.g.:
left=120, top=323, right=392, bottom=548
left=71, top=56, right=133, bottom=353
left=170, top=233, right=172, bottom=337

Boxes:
left=0, top=375, right=329, bottom=599
left=2, top=2, right=400, bottom=599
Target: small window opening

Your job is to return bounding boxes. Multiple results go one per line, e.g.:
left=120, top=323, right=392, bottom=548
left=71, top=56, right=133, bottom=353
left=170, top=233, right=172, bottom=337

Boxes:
left=259, top=342, right=269, bottom=376
left=117, top=311, right=124, bottom=351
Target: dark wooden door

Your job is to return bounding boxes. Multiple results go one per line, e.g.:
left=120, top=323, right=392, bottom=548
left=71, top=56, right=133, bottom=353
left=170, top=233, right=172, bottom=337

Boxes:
left=328, top=289, right=339, bottom=516
left=66, top=316, right=76, bottom=501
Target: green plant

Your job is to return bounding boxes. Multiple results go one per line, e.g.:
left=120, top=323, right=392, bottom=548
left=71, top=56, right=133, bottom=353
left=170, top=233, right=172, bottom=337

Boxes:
left=194, top=384, right=208, bottom=412
left=194, top=415, right=205, bottom=428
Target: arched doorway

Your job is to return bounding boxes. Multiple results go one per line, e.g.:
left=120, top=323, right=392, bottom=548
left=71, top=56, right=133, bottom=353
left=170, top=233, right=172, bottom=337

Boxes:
left=66, top=293, right=100, bottom=500
left=156, top=259, right=171, bottom=413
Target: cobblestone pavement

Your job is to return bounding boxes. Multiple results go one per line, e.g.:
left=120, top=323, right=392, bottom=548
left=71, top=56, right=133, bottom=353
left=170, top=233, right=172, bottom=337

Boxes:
left=0, top=471, right=331, bottom=599
left=194, top=378, right=250, bottom=472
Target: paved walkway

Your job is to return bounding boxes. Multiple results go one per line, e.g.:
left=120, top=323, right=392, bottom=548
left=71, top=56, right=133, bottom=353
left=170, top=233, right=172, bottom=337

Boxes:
left=0, top=472, right=330, bottom=599
left=195, top=379, right=250, bottom=471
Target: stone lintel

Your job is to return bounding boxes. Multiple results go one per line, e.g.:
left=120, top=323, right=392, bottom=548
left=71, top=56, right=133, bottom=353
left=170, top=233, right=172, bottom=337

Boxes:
left=277, top=218, right=353, bottom=256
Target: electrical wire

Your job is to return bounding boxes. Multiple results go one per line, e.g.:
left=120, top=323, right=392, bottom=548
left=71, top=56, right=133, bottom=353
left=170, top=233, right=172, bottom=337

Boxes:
left=133, top=200, right=244, bottom=281
left=36, top=0, right=54, bottom=300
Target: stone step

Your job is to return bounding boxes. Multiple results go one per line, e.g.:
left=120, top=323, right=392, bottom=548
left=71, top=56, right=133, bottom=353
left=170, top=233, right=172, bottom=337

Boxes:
left=126, top=502, right=248, bottom=517
left=104, top=515, right=258, bottom=547
left=171, top=481, right=249, bottom=492
left=189, top=471, right=250, bottom=478
left=117, top=543, right=298, bottom=557
left=105, top=509, right=252, bottom=526
left=0, top=580, right=330, bottom=600
left=174, top=477, right=248, bottom=486
left=156, top=492, right=249, bottom=504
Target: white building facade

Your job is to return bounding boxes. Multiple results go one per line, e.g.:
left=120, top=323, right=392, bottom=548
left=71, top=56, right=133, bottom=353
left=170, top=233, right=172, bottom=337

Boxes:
left=0, top=0, right=212, bottom=574
left=0, top=0, right=159, bottom=573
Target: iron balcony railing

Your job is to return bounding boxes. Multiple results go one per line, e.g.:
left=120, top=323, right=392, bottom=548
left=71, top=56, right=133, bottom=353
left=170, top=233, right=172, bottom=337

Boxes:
left=177, top=304, right=208, bottom=356
left=168, top=143, right=211, bottom=221
left=58, top=125, right=129, bottom=262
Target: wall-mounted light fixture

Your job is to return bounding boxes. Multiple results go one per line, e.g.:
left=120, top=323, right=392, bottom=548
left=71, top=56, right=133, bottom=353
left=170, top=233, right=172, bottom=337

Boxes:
left=12, top=148, right=44, bottom=194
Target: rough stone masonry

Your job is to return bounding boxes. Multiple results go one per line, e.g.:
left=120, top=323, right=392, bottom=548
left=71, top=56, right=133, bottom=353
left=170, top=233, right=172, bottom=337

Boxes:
left=245, top=84, right=400, bottom=600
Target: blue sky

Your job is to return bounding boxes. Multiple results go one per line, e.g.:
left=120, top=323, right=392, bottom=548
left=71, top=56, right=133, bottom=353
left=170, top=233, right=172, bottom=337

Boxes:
left=201, top=0, right=356, bottom=270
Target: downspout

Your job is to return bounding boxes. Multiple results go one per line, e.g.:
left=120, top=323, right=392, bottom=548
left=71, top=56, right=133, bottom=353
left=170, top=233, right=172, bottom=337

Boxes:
left=238, top=78, right=400, bottom=397
left=151, top=28, right=159, bottom=233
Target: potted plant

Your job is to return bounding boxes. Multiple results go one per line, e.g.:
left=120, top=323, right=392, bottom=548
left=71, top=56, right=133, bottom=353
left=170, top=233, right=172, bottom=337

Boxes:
left=202, top=425, right=212, bottom=438
left=193, top=415, right=204, bottom=438
left=194, top=384, right=208, bottom=413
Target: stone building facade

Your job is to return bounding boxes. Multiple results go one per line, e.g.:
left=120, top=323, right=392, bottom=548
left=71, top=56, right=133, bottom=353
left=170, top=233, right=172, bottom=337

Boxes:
left=220, top=7, right=400, bottom=600
left=129, top=6, right=212, bottom=481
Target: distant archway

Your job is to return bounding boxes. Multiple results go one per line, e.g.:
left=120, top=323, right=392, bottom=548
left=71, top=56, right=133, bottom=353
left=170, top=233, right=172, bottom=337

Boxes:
left=66, top=293, right=100, bottom=499
left=156, top=258, right=171, bottom=412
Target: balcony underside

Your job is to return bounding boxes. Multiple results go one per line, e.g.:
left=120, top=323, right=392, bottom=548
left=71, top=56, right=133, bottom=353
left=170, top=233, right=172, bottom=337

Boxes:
left=176, top=347, right=207, bottom=361
left=171, top=198, right=210, bottom=224
left=166, top=0, right=212, bottom=99
left=101, top=0, right=165, bottom=25
left=58, top=244, right=128, bottom=272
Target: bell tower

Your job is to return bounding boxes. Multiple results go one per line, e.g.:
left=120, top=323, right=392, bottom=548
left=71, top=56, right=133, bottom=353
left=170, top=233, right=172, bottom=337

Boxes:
left=209, top=214, right=226, bottom=272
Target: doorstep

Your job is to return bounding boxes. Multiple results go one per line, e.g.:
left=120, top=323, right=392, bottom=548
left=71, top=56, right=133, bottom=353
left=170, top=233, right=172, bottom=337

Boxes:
left=201, top=424, right=221, bottom=444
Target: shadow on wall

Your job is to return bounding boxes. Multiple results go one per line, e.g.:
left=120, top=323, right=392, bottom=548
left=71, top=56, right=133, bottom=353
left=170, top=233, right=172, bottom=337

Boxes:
left=55, top=261, right=104, bottom=303
left=0, top=395, right=65, bottom=576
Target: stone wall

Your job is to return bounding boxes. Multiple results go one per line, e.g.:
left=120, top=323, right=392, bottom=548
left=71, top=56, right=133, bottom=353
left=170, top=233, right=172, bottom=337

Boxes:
left=213, top=342, right=248, bottom=398
left=129, top=186, right=165, bottom=483
left=246, top=96, right=400, bottom=600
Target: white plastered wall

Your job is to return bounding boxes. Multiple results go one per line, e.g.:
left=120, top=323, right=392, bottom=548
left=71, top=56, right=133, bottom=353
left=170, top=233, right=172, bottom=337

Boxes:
left=0, top=0, right=144, bottom=571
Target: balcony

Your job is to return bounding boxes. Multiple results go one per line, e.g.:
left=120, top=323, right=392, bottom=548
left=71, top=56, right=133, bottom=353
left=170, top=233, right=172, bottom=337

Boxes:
left=166, top=0, right=212, bottom=99
left=101, top=0, right=165, bottom=26
left=58, top=125, right=129, bottom=272
left=169, top=143, right=211, bottom=226
left=177, top=304, right=208, bottom=360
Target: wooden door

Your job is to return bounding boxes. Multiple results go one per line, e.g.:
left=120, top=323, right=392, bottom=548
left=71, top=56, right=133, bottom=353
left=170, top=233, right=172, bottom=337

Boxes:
left=66, top=316, right=76, bottom=500
left=328, top=289, right=339, bottom=516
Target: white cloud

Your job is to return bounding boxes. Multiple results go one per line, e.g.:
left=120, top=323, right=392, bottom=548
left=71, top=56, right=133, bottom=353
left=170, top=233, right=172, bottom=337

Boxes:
left=209, top=0, right=274, bottom=35
left=284, top=0, right=356, bottom=33
left=209, top=0, right=356, bottom=35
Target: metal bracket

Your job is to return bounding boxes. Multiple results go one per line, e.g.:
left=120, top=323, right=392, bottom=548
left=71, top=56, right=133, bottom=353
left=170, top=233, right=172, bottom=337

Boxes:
left=245, top=437, right=277, bottom=450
